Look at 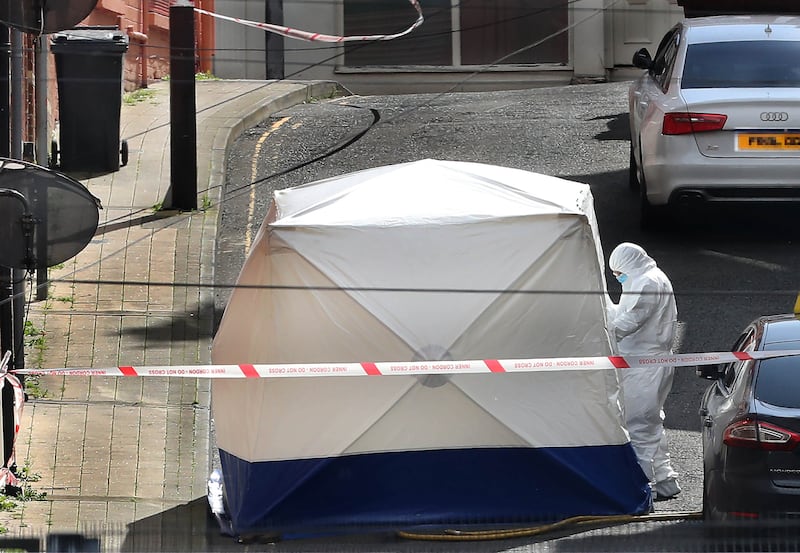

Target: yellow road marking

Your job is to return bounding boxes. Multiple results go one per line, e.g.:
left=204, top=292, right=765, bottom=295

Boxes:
left=246, top=117, right=291, bottom=253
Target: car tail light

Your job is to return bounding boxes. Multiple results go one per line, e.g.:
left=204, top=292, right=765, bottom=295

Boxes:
left=662, top=113, right=727, bottom=135
left=723, top=419, right=800, bottom=451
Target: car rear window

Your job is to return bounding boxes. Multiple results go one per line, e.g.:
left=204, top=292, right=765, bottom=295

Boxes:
left=682, top=41, right=800, bottom=88
left=755, top=356, right=800, bottom=408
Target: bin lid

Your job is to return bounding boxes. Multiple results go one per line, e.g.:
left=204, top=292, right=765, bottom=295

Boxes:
left=50, top=26, right=129, bottom=52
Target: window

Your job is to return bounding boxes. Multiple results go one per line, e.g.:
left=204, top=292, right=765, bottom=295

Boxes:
left=344, top=0, right=452, bottom=65
left=682, top=40, right=800, bottom=89
left=459, top=1, right=567, bottom=65
left=343, top=0, right=568, bottom=67
left=651, top=27, right=679, bottom=92
left=722, top=330, right=755, bottom=390
left=756, top=340, right=800, bottom=408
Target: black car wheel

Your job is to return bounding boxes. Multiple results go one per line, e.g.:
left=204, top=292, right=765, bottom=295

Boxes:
left=702, top=475, right=730, bottom=540
left=639, top=175, right=669, bottom=231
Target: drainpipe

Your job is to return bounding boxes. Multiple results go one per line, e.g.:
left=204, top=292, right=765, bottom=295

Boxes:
left=127, top=27, right=148, bottom=88
left=141, top=0, right=149, bottom=87
left=10, top=28, right=22, bottom=159
left=126, top=0, right=149, bottom=88
left=198, top=0, right=215, bottom=73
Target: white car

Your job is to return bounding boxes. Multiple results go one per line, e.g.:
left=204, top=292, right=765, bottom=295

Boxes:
left=628, top=14, right=800, bottom=229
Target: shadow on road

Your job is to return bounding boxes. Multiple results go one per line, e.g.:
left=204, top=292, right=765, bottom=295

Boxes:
left=590, top=112, right=630, bottom=142
left=121, top=498, right=244, bottom=552
left=120, top=504, right=800, bottom=553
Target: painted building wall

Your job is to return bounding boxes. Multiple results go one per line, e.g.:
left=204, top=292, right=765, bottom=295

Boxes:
left=76, top=0, right=172, bottom=90
left=212, top=0, right=686, bottom=95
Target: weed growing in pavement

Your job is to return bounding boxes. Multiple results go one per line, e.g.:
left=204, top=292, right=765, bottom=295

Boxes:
left=152, top=201, right=164, bottom=212
left=0, top=463, right=48, bottom=532
left=22, top=321, right=46, bottom=370
left=15, top=465, right=46, bottom=502
left=0, top=495, right=14, bottom=512
left=23, top=321, right=45, bottom=350
left=161, top=71, right=219, bottom=82
left=23, top=376, right=47, bottom=399
left=0, top=492, right=13, bottom=532
left=53, top=295, right=74, bottom=305
left=195, top=71, right=220, bottom=81
left=201, top=194, right=212, bottom=211
left=123, top=88, right=156, bottom=105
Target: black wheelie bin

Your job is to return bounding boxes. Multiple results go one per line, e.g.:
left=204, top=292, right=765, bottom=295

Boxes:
left=50, top=26, right=130, bottom=173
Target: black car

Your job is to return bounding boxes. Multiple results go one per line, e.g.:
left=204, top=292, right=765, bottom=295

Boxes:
left=698, top=314, right=800, bottom=523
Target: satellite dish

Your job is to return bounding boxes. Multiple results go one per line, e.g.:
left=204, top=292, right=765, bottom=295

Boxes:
left=3, top=0, right=99, bottom=34
left=0, top=158, right=101, bottom=270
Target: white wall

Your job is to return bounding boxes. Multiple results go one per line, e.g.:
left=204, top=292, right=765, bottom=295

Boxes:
left=214, top=0, right=267, bottom=79
left=572, top=0, right=607, bottom=78
left=282, top=0, right=340, bottom=81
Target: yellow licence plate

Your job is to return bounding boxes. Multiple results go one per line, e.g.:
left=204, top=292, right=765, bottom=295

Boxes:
left=737, top=133, right=800, bottom=150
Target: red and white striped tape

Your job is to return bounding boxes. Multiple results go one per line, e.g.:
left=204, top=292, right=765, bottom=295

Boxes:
left=13, top=349, right=800, bottom=379
left=194, top=0, right=423, bottom=43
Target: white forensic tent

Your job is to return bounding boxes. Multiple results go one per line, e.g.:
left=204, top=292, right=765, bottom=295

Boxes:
left=210, top=158, right=650, bottom=536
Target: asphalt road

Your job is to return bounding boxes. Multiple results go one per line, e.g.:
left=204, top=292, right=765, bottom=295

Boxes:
left=214, top=80, right=800, bottom=551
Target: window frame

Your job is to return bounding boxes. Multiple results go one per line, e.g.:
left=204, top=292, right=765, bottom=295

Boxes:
left=650, top=26, right=681, bottom=93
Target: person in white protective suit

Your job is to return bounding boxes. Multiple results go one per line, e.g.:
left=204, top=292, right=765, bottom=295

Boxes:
left=607, top=242, right=681, bottom=501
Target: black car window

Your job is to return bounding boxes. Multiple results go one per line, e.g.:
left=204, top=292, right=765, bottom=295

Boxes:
left=682, top=40, right=800, bottom=89
left=651, top=28, right=680, bottom=92
left=755, top=356, right=800, bottom=408
left=732, top=359, right=755, bottom=397
left=722, top=330, right=755, bottom=390
left=721, top=362, right=737, bottom=389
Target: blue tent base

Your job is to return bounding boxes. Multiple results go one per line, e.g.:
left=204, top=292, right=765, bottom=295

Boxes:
left=218, top=445, right=652, bottom=537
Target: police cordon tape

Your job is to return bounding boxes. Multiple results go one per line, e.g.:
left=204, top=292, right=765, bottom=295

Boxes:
left=194, top=0, right=423, bottom=43
left=11, top=349, right=800, bottom=379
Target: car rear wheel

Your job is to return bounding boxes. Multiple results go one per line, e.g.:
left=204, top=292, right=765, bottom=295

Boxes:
left=702, top=475, right=729, bottom=540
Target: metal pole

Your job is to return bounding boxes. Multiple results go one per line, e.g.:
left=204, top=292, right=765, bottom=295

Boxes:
left=168, top=0, right=197, bottom=210
left=9, top=28, right=25, bottom=371
left=4, top=28, right=26, bottom=476
left=0, top=22, right=12, bottom=478
left=10, top=29, right=22, bottom=160
left=34, top=36, right=48, bottom=300
left=265, top=0, right=284, bottom=79
left=0, top=24, right=9, bottom=158
left=0, top=269, right=14, bottom=470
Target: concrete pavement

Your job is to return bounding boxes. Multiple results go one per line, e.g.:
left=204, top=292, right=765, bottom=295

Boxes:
left=0, top=79, right=346, bottom=551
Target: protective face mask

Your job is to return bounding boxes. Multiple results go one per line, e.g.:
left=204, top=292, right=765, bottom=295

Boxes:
left=616, top=274, right=627, bottom=284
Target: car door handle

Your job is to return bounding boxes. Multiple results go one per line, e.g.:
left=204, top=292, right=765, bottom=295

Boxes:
left=703, top=417, right=713, bottom=428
